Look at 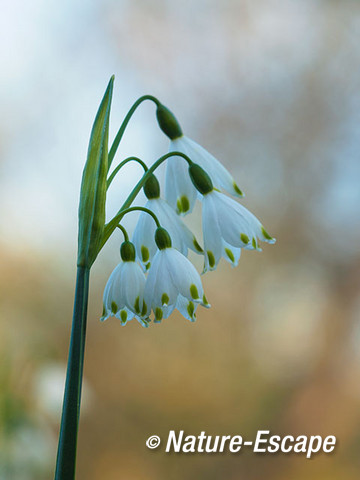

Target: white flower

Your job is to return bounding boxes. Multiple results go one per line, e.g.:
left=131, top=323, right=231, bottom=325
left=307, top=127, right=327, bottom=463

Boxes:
left=165, top=149, right=198, bottom=215
left=201, top=190, right=276, bottom=272
left=144, top=235, right=209, bottom=322
left=165, top=135, right=243, bottom=215
left=132, top=197, right=203, bottom=270
left=101, top=242, right=148, bottom=327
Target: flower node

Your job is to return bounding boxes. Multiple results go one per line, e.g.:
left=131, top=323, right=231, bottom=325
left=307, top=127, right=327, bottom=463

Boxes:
left=144, top=174, right=160, bottom=199
left=154, top=227, right=172, bottom=250
left=189, top=163, right=213, bottom=195
left=156, top=103, right=183, bottom=140
left=120, top=241, right=136, bottom=262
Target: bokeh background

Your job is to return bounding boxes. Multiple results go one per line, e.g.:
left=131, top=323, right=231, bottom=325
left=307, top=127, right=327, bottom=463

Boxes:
left=1, top=1, right=360, bottom=479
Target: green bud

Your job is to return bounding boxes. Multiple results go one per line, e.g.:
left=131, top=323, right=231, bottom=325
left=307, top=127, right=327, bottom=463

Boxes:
left=156, top=103, right=183, bottom=140
left=155, top=227, right=172, bottom=250
left=77, top=76, right=114, bottom=268
left=189, top=163, right=213, bottom=195
left=120, top=241, right=136, bottom=261
left=143, top=174, right=160, bottom=199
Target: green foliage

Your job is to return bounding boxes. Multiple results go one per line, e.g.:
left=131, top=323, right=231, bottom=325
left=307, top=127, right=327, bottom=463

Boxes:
left=77, top=76, right=114, bottom=268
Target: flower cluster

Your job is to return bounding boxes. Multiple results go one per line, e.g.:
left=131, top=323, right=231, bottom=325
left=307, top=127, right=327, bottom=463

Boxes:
left=101, top=100, right=275, bottom=327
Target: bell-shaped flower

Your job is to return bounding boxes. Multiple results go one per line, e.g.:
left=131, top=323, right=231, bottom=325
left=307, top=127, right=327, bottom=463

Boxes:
left=155, top=102, right=243, bottom=215
left=165, top=136, right=244, bottom=215
left=165, top=149, right=198, bottom=216
left=188, top=163, right=276, bottom=272
left=132, top=174, right=203, bottom=270
left=144, top=227, right=210, bottom=323
left=101, top=241, right=148, bottom=327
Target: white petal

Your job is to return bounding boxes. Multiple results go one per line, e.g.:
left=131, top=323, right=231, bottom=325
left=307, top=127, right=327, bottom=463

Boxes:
left=222, top=194, right=262, bottom=237
left=103, top=263, right=126, bottom=312
left=176, top=295, right=199, bottom=322
left=143, top=247, right=209, bottom=322
left=150, top=198, right=202, bottom=255
left=114, top=306, right=149, bottom=328
left=177, top=136, right=243, bottom=197
left=102, top=264, right=120, bottom=312
left=164, top=248, right=204, bottom=302
left=166, top=142, right=198, bottom=215
left=159, top=303, right=176, bottom=321
left=202, top=193, right=223, bottom=271
left=210, top=191, right=257, bottom=248
left=114, top=306, right=132, bottom=325
left=259, top=227, right=276, bottom=244
left=151, top=257, right=178, bottom=308
left=120, top=262, right=146, bottom=312
left=101, top=261, right=147, bottom=325
left=137, top=316, right=150, bottom=328
left=143, top=250, right=163, bottom=316
left=222, top=240, right=241, bottom=267
left=206, top=191, right=275, bottom=253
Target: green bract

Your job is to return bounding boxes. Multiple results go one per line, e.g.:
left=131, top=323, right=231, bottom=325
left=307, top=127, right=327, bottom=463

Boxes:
left=77, top=76, right=114, bottom=268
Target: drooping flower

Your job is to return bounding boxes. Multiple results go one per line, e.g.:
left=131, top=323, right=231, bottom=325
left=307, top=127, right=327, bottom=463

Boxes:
left=156, top=103, right=243, bottom=215
left=144, top=227, right=210, bottom=322
left=132, top=174, right=203, bottom=270
left=166, top=136, right=244, bottom=215
left=101, top=241, right=148, bottom=327
left=164, top=148, right=198, bottom=215
left=188, top=163, right=275, bottom=272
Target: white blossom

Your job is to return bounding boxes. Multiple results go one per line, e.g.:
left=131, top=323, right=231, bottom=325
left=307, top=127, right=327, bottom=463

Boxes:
left=101, top=259, right=148, bottom=327
left=201, top=189, right=275, bottom=272
left=144, top=246, right=209, bottom=322
left=132, top=197, right=202, bottom=270
left=165, top=135, right=243, bottom=214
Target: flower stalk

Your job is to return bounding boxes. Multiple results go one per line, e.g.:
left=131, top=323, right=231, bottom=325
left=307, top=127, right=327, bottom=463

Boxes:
left=101, top=151, right=193, bottom=249
left=108, top=95, right=160, bottom=171
left=54, top=266, right=90, bottom=480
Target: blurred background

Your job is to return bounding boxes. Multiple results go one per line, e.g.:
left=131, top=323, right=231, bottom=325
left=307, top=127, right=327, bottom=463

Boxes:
left=1, top=0, right=360, bottom=479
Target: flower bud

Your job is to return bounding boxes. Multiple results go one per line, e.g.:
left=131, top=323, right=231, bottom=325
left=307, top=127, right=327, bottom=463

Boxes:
left=189, top=163, right=213, bottom=195
left=156, top=104, right=183, bottom=140
left=154, top=227, right=172, bottom=250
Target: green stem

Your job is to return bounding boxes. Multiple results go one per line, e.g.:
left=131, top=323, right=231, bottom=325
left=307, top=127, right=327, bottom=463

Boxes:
left=108, top=95, right=160, bottom=171
left=117, top=224, right=129, bottom=241
left=54, top=266, right=90, bottom=480
left=107, top=156, right=148, bottom=190
left=118, top=206, right=161, bottom=228
left=100, top=151, right=193, bottom=250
